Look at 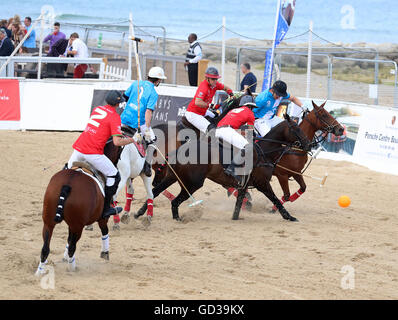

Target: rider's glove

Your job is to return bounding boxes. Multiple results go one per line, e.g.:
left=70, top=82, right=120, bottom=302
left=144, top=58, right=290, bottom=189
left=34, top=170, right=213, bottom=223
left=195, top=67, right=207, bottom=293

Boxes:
left=144, top=129, right=153, bottom=143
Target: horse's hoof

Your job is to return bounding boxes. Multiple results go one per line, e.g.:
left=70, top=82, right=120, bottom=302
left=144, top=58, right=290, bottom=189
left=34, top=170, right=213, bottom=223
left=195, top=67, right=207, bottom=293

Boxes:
left=121, top=212, right=130, bottom=224
left=173, top=216, right=181, bottom=222
left=112, top=223, right=120, bottom=231
left=243, top=201, right=253, bottom=212
left=100, top=251, right=109, bottom=260
left=85, top=224, right=94, bottom=231
left=142, top=216, right=152, bottom=228
left=289, top=216, right=299, bottom=222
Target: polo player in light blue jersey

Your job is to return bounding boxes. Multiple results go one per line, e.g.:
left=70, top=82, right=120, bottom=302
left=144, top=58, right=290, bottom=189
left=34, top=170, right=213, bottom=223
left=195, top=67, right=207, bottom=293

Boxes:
left=121, top=66, right=167, bottom=177
left=254, top=80, right=303, bottom=137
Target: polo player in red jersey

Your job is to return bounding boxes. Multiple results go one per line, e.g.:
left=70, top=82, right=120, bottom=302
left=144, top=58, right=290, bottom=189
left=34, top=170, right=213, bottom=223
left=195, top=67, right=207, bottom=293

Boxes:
left=184, top=66, right=234, bottom=134
left=215, top=95, right=259, bottom=185
left=67, top=90, right=135, bottom=219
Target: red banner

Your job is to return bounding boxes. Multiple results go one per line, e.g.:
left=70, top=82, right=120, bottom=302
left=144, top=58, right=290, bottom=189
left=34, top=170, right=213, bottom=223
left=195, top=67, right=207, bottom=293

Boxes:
left=0, top=79, right=21, bottom=121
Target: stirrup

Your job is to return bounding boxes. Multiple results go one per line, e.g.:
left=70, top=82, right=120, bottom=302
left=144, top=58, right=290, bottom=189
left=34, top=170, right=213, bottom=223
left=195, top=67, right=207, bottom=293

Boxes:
left=102, top=206, right=122, bottom=219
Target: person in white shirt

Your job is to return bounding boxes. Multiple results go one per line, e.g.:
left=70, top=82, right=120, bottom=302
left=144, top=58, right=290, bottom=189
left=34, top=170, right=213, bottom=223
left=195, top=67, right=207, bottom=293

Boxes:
left=64, top=32, right=90, bottom=78
left=184, top=33, right=202, bottom=86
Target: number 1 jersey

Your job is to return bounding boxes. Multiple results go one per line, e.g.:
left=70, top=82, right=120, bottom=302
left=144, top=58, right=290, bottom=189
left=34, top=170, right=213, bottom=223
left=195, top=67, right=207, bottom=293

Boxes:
left=73, top=105, right=123, bottom=155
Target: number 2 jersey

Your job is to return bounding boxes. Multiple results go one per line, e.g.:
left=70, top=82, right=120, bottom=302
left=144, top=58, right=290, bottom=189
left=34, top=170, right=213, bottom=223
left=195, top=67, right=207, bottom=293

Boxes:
left=73, top=105, right=123, bottom=155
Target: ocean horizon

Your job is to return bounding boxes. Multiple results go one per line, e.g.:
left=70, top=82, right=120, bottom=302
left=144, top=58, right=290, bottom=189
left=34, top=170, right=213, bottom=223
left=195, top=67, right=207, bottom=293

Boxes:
left=1, top=0, right=397, bottom=45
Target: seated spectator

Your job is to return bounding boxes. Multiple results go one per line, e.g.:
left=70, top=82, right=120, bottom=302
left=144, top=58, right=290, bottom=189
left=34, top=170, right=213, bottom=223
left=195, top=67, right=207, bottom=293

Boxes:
left=0, top=20, right=12, bottom=38
left=22, top=17, right=36, bottom=50
left=44, top=22, right=65, bottom=54
left=47, top=37, right=69, bottom=77
left=240, top=62, right=257, bottom=93
left=63, top=33, right=90, bottom=78
left=0, top=28, right=15, bottom=56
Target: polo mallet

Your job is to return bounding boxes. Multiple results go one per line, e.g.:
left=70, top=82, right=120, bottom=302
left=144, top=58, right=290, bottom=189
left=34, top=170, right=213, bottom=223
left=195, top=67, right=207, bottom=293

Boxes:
left=130, top=13, right=143, bottom=142
left=276, top=164, right=328, bottom=188
left=153, top=145, right=203, bottom=207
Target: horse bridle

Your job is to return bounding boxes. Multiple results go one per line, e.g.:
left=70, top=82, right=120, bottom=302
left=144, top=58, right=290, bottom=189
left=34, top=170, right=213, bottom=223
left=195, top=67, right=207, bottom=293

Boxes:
left=303, top=107, right=340, bottom=134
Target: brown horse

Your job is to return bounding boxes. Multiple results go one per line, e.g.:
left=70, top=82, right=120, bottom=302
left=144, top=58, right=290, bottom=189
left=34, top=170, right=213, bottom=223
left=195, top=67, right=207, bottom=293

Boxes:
left=135, top=114, right=311, bottom=222
left=117, top=92, right=252, bottom=222
left=227, top=101, right=345, bottom=212
left=35, top=141, right=121, bottom=274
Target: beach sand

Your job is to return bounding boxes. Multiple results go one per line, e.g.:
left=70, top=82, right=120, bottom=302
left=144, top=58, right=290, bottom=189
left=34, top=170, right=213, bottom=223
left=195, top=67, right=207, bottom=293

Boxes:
left=0, top=130, right=397, bottom=300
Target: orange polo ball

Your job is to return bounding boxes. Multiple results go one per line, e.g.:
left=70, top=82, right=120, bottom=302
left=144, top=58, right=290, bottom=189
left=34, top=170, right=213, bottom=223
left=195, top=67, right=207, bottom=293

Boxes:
left=338, top=195, right=351, bottom=208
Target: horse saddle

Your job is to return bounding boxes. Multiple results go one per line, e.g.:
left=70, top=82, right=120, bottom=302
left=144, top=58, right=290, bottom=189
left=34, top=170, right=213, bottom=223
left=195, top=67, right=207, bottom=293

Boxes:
left=70, top=161, right=106, bottom=195
left=121, top=124, right=147, bottom=157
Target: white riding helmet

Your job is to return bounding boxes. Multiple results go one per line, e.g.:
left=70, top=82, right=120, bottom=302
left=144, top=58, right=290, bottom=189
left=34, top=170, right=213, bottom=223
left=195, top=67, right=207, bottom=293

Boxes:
left=148, top=66, right=167, bottom=80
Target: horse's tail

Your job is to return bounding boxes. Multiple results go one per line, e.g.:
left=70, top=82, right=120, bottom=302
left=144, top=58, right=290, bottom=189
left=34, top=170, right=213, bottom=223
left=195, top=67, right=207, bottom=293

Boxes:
left=54, top=185, right=72, bottom=223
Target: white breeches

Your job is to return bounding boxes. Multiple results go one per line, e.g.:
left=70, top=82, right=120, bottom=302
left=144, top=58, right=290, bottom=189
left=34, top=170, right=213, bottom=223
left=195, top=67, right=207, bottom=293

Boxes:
left=184, top=111, right=210, bottom=134
left=254, top=116, right=284, bottom=137
left=67, top=150, right=118, bottom=186
left=215, top=127, right=249, bottom=150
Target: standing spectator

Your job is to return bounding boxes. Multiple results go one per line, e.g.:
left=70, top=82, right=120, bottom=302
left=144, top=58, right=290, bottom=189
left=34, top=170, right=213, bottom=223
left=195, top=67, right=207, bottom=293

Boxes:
left=0, top=28, right=14, bottom=56
left=64, top=33, right=89, bottom=78
left=184, top=33, right=202, bottom=86
left=10, top=23, right=24, bottom=53
left=43, top=22, right=66, bottom=54
left=0, top=20, right=12, bottom=38
left=22, top=17, right=36, bottom=50
left=240, top=62, right=257, bottom=93
left=47, top=38, right=69, bottom=77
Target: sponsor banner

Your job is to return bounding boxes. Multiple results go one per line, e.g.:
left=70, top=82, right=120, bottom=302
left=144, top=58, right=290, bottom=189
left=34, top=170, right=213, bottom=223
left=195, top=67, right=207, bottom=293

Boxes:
left=0, top=79, right=21, bottom=121
left=353, top=108, right=398, bottom=174
left=90, top=83, right=196, bottom=126
left=20, top=81, right=94, bottom=131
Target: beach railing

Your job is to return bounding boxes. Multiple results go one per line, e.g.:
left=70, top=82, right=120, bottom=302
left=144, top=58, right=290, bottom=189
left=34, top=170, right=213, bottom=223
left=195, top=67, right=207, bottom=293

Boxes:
left=103, top=64, right=129, bottom=80
left=0, top=56, right=105, bottom=79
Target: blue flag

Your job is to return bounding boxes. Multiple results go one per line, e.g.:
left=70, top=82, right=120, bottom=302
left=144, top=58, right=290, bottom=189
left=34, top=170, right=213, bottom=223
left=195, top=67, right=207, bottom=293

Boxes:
left=262, top=0, right=296, bottom=92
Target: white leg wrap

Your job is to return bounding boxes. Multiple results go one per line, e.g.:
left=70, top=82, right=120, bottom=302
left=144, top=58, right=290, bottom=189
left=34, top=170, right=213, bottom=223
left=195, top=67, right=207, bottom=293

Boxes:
left=101, top=234, right=109, bottom=252
left=68, top=255, right=76, bottom=271
left=35, top=259, right=48, bottom=276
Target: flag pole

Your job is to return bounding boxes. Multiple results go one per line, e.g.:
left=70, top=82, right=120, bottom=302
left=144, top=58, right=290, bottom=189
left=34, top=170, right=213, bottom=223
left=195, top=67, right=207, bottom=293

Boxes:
left=266, top=0, right=282, bottom=90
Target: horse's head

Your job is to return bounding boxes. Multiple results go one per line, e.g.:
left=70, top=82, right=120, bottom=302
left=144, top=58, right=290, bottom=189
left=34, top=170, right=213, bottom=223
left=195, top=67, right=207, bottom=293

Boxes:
left=282, top=113, right=312, bottom=151
left=305, top=101, right=345, bottom=136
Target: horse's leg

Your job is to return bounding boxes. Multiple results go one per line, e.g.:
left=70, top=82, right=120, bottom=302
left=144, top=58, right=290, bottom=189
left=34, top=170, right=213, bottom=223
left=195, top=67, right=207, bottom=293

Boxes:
left=171, top=179, right=204, bottom=221
left=98, top=218, right=110, bottom=260
left=289, top=174, right=306, bottom=203
left=255, top=177, right=298, bottom=222
left=271, top=174, right=291, bottom=213
left=67, top=227, right=83, bottom=271
left=121, top=178, right=134, bottom=225
left=35, top=223, right=54, bottom=275
left=232, top=188, right=246, bottom=220
left=227, top=187, right=252, bottom=211
left=142, top=175, right=154, bottom=218
left=135, top=173, right=177, bottom=219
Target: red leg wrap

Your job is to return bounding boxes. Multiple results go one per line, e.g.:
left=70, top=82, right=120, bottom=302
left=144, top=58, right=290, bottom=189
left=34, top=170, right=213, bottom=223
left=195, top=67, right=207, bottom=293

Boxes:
left=147, top=199, right=154, bottom=217
left=162, top=190, right=176, bottom=201
left=124, top=193, right=133, bottom=212
left=289, top=189, right=304, bottom=202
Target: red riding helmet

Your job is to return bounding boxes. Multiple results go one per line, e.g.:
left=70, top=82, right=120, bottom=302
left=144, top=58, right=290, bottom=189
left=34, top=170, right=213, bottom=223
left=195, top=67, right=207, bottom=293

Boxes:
left=205, top=67, right=221, bottom=79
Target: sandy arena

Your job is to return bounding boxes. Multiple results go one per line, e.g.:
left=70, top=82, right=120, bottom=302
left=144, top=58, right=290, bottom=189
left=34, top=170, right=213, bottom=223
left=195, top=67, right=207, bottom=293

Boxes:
left=0, top=130, right=397, bottom=300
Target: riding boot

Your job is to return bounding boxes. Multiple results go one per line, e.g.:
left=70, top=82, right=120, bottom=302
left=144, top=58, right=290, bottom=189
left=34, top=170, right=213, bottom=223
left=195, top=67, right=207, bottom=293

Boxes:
left=224, top=148, right=246, bottom=185
left=102, top=173, right=122, bottom=219
left=206, top=123, right=217, bottom=138
left=142, top=161, right=152, bottom=177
